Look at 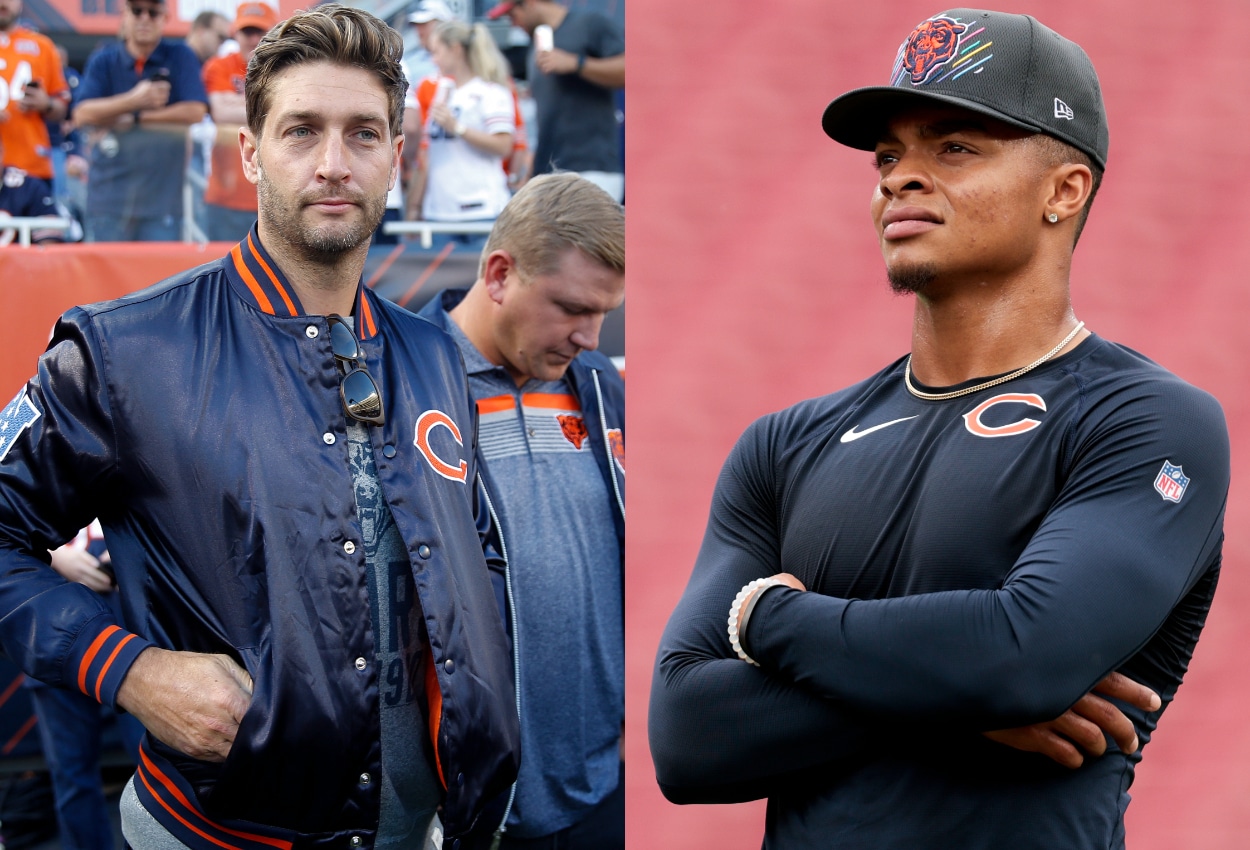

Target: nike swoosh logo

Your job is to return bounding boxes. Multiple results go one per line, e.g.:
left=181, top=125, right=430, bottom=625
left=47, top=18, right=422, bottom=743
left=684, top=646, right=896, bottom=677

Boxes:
left=840, top=415, right=919, bottom=443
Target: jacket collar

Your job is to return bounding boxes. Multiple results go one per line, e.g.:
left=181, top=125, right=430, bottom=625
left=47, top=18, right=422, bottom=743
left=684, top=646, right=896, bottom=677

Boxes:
left=225, top=224, right=379, bottom=340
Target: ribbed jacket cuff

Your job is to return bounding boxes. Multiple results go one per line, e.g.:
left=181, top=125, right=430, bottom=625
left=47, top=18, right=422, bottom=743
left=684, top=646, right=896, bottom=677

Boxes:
left=69, top=619, right=152, bottom=708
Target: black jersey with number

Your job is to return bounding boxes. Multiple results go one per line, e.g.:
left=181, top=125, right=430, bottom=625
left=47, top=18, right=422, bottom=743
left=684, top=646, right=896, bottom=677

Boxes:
left=650, top=335, right=1229, bottom=850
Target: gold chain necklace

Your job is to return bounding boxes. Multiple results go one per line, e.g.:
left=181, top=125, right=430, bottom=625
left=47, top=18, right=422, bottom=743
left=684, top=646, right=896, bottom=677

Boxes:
left=904, top=321, right=1086, bottom=401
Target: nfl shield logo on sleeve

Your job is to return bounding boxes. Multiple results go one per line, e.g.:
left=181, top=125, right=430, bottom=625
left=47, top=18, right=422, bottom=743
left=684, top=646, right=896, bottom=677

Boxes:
left=0, top=389, right=40, bottom=462
left=1154, top=461, right=1190, bottom=503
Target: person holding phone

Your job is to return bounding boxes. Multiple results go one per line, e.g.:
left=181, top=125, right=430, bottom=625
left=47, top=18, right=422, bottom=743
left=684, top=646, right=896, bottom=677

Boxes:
left=408, top=19, right=515, bottom=251
left=72, top=0, right=207, bottom=241
left=0, top=0, right=71, bottom=190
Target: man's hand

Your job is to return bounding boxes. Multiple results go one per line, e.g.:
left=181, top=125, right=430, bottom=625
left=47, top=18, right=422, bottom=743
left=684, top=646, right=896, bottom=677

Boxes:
left=48, top=545, right=114, bottom=593
left=66, top=154, right=89, bottom=179
left=983, top=671, right=1161, bottom=768
left=535, top=47, right=580, bottom=76
left=17, top=81, right=52, bottom=115
left=116, top=647, right=254, bottom=762
left=130, top=79, right=172, bottom=112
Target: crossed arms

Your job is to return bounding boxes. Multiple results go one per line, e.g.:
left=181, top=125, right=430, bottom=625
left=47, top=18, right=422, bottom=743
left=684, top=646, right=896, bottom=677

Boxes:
left=650, top=387, right=1229, bottom=803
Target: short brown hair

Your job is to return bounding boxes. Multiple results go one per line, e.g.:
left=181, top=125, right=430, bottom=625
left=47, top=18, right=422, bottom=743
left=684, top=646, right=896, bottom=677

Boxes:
left=483, top=173, right=625, bottom=277
left=244, top=3, right=407, bottom=140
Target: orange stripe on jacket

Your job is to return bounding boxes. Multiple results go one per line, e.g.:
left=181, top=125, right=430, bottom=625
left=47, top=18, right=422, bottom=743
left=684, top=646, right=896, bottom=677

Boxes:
left=94, top=633, right=138, bottom=702
left=424, top=659, right=446, bottom=788
left=137, top=766, right=245, bottom=850
left=139, top=748, right=294, bottom=849
left=360, top=294, right=377, bottom=338
left=246, top=233, right=298, bottom=316
left=77, top=625, right=122, bottom=695
left=230, top=245, right=275, bottom=315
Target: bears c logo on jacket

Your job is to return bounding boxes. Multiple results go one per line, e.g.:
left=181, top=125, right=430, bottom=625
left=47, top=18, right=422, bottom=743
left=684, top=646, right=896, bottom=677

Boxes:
left=414, top=410, right=468, bottom=482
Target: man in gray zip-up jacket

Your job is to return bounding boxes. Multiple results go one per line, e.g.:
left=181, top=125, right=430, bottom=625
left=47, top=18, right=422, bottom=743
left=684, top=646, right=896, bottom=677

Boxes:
left=418, top=173, right=625, bottom=850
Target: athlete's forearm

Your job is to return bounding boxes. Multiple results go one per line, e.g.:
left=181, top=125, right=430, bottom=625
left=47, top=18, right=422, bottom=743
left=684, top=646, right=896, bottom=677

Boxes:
left=651, top=493, right=878, bottom=798
left=651, top=622, right=875, bottom=802
left=745, top=501, right=1226, bottom=727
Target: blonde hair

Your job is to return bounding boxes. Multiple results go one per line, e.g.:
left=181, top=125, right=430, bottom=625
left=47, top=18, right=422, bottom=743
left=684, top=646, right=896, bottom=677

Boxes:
left=433, top=20, right=511, bottom=85
left=245, top=3, right=407, bottom=139
left=483, top=173, right=625, bottom=277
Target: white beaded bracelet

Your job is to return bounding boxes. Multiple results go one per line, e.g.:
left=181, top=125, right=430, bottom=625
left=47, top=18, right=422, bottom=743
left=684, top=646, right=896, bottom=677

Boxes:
left=728, top=577, right=788, bottom=666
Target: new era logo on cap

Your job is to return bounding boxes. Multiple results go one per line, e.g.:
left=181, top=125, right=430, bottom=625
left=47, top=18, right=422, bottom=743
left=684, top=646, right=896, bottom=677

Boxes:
left=1054, top=98, right=1074, bottom=120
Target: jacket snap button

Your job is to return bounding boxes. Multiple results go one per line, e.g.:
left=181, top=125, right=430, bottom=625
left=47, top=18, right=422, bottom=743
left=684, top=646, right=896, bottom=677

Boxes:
left=305, top=325, right=318, bottom=339
left=444, top=658, right=455, bottom=673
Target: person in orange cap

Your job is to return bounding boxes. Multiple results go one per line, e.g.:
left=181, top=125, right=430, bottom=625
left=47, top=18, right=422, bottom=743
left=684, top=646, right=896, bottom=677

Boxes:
left=201, top=1, right=279, bottom=242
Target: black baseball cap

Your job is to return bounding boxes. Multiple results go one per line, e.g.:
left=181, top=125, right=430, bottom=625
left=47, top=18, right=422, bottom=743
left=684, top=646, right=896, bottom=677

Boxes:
left=822, top=9, right=1108, bottom=169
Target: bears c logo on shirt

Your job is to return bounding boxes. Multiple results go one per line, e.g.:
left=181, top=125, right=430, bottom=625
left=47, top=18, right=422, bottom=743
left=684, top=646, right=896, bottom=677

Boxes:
left=963, top=393, right=1046, bottom=438
left=413, top=409, right=467, bottom=482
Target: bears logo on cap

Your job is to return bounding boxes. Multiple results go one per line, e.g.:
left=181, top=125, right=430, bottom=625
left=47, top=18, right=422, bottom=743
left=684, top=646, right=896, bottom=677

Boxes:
left=903, top=17, right=968, bottom=84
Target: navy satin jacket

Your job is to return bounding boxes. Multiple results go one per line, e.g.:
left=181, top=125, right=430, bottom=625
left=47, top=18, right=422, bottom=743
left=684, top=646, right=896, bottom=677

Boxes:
left=0, top=231, right=520, bottom=849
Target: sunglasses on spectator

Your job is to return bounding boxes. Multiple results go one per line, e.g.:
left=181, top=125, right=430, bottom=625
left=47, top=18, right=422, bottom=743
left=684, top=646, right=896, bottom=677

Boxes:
left=128, top=5, right=164, bottom=17
left=327, top=315, right=385, bottom=426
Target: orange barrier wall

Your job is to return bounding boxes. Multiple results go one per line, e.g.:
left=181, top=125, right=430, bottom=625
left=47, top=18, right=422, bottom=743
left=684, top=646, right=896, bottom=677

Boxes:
left=0, top=242, right=235, bottom=397
left=627, top=1, right=1250, bottom=849
left=0, top=240, right=621, bottom=402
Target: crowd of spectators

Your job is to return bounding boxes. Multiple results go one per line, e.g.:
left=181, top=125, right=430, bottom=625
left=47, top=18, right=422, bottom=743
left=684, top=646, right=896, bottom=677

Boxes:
left=0, top=0, right=624, bottom=247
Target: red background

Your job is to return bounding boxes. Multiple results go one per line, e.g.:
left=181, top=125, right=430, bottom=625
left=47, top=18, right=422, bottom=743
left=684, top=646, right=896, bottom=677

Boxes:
left=626, top=1, right=1250, bottom=847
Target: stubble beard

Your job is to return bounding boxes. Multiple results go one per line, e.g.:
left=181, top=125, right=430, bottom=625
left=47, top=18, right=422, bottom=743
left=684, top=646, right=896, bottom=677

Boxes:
left=887, top=262, right=939, bottom=295
left=255, top=159, right=388, bottom=264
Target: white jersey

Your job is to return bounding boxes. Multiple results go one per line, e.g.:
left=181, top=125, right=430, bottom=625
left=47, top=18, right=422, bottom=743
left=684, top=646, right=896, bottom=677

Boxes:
left=422, top=76, right=514, bottom=222
left=387, top=61, right=421, bottom=212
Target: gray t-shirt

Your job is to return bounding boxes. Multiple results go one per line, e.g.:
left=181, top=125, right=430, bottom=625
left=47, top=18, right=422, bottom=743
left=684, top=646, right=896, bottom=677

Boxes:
left=528, top=8, right=624, bottom=175
left=347, top=421, right=442, bottom=845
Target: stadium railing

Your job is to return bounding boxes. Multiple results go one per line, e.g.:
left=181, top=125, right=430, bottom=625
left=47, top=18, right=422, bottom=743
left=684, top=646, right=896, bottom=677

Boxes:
left=383, top=220, right=495, bottom=247
left=2, top=217, right=76, bottom=247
